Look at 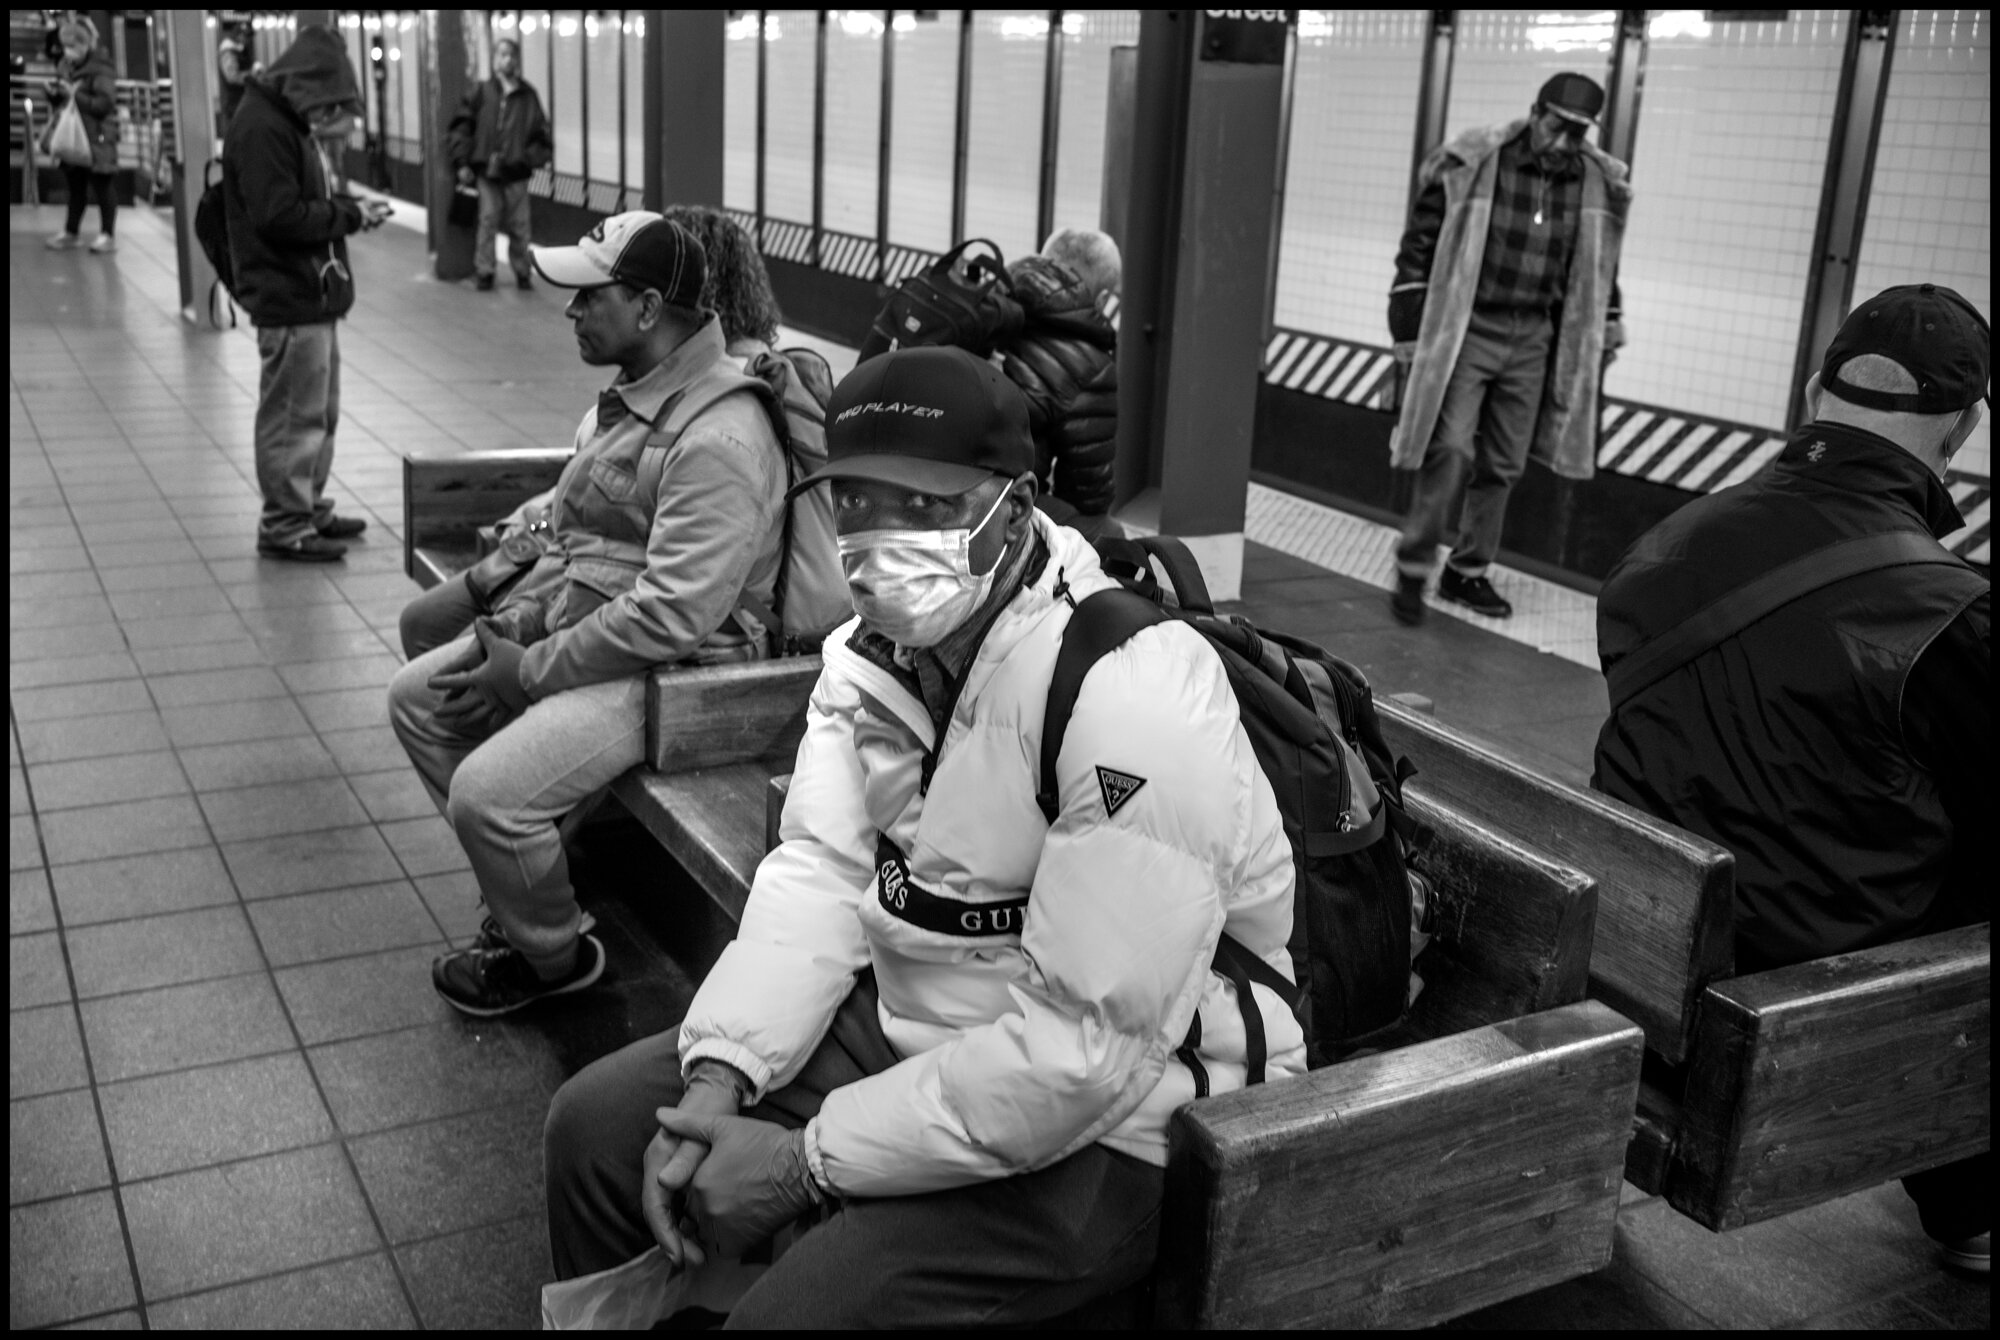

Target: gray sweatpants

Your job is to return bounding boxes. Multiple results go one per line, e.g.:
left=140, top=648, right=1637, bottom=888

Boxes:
left=1395, top=305, right=1553, bottom=581
left=253, top=320, right=340, bottom=546
left=544, top=976, right=1166, bottom=1327
left=476, top=177, right=533, bottom=281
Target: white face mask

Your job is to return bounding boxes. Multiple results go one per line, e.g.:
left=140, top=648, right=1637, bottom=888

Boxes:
left=838, top=489, right=1010, bottom=648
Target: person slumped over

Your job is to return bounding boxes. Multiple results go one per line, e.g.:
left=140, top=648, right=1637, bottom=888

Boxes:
left=387, top=212, right=789, bottom=1017
left=1593, top=284, right=1991, bottom=1275
left=544, top=346, right=1301, bottom=1326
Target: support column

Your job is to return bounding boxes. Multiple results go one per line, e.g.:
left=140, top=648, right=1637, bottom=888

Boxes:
left=426, top=11, right=478, bottom=280
left=164, top=8, right=222, bottom=328
left=1112, top=10, right=1293, bottom=602
left=1409, top=10, right=1455, bottom=206
left=644, top=11, right=725, bottom=211
left=1599, top=10, right=1646, bottom=167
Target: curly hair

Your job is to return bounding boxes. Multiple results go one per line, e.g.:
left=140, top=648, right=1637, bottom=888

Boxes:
left=660, top=204, right=783, bottom=347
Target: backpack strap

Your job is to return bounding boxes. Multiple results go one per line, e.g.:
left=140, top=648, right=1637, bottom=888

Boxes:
left=1135, top=535, right=1215, bottom=615
left=1037, top=588, right=1168, bottom=823
left=1606, top=530, right=1966, bottom=711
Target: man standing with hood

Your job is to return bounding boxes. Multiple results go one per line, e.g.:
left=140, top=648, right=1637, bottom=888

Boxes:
left=223, top=23, right=391, bottom=562
left=1386, top=73, right=1631, bottom=623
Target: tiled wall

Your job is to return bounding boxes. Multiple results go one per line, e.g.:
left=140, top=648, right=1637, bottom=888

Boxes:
left=1446, top=10, right=1614, bottom=136
left=962, top=12, right=1049, bottom=261
left=1854, top=9, right=1991, bottom=477
left=1274, top=11, right=1428, bottom=344
left=723, top=16, right=758, bottom=214
left=887, top=12, right=963, bottom=253
left=822, top=15, right=884, bottom=240
left=1052, top=11, right=1142, bottom=244
left=1613, top=11, right=1852, bottom=429
left=760, top=11, right=818, bottom=226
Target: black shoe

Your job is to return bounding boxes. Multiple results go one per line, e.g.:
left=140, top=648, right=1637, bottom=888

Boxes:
left=516, top=272, right=533, bottom=291
left=475, top=273, right=496, bottom=291
left=315, top=514, right=368, bottom=539
left=1390, top=574, right=1427, bottom=626
left=432, top=934, right=606, bottom=1017
left=467, top=909, right=594, bottom=953
left=257, top=533, right=348, bottom=563
left=1438, top=569, right=1513, bottom=618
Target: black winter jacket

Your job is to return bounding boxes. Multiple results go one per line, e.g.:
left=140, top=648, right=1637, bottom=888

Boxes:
left=445, top=76, right=553, bottom=182
left=998, top=256, right=1119, bottom=516
left=50, top=48, right=120, bottom=174
left=221, top=29, right=365, bottom=328
left=1593, top=424, right=1990, bottom=970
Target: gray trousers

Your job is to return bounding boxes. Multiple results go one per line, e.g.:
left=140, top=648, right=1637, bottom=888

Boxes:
left=1395, top=306, right=1552, bottom=581
left=476, top=177, right=533, bottom=280
left=545, top=976, right=1166, bottom=1327
left=386, top=634, right=646, bottom=972
left=254, top=321, right=340, bottom=546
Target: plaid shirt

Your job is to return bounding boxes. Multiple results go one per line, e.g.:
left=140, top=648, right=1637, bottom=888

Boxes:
left=1474, top=128, right=1584, bottom=314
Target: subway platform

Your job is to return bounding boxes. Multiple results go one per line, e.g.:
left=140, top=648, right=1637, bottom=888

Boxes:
left=9, top=202, right=1989, bottom=1330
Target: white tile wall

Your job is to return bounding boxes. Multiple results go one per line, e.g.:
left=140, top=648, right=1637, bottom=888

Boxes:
left=963, top=12, right=1051, bottom=261
left=888, top=12, right=963, bottom=252
left=1053, top=11, right=1142, bottom=244
left=1446, top=10, right=1614, bottom=135
left=1612, top=11, right=1851, bottom=429
left=823, top=18, right=884, bottom=239
left=1853, top=9, right=1992, bottom=478
left=723, top=19, right=759, bottom=213
left=1274, top=11, right=1428, bottom=344
left=760, top=12, right=818, bottom=225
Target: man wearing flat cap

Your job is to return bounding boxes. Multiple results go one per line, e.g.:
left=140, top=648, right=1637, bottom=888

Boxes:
left=1387, top=72, right=1632, bottom=623
left=544, top=346, right=1301, bottom=1324
left=1594, top=284, right=1991, bottom=1274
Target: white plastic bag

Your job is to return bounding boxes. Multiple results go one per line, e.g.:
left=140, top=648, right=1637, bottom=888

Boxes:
left=47, top=101, right=92, bottom=168
left=540, top=1247, right=767, bottom=1330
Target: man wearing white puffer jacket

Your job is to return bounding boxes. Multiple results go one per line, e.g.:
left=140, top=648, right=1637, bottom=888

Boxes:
left=545, top=346, right=1300, bottom=1326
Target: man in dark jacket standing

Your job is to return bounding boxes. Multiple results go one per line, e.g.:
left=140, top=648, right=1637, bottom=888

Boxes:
left=446, top=37, right=552, bottom=292
left=1593, top=284, right=1990, bottom=1274
left=223, top=24, right=391, bottom=562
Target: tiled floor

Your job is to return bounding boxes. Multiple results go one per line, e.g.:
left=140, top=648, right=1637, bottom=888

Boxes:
left=10, top=202, right=1988, bottom=1330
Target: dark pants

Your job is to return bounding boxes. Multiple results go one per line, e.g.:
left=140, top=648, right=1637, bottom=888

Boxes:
left=1395, top=305, right=1552, bottom=581
left=253, top=321, right=340, bottom=546
left=399, top=571, right=480, bottom=660
left=545, top=977, right=1167, bottom=1328
left=1904, top=1153, right=1989, bottom=1243
left=61, top=163, right=116, bottom=238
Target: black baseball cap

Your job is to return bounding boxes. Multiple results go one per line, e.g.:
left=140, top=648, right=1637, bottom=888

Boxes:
left=792, top=346, right=1036, bottom=498
left=1538, top=72, right=1605, bottom=125
left=530, top=211, right=706, bottom=310
left=1823, top=283, right=1991, bottom=414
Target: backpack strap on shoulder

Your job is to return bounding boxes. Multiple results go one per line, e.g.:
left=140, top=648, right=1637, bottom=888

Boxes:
left=1136, top=535, right=1215, bottom=615
left=1037, top=588, right=1169, bottom=823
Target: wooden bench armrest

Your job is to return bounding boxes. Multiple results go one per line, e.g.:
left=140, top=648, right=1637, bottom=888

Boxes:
left=1661, top=921, right=1991, bottom=1230
left=1158, top=999, right=1644, bottom=1328
left=645, top=656, right=821, bottom=773
left=402, top=449, right=570, bottom=587
left=1379, top=697, right=1735, bottom=1063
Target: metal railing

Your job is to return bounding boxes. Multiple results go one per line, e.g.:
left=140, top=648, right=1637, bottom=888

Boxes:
left=10, top=77, right=176, bottom=201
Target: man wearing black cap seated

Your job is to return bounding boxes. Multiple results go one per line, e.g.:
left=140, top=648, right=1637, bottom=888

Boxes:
left=1593, top=284, right=1991, bottom=1274
left=387, top=212, right=789, bottom=1017
left=543, top=346, right=1300, bottom=1325
left=1387, top=72, right=1631, bottom=623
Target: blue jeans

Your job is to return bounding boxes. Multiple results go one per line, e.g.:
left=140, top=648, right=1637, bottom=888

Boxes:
left=475, top=177, right=533, bottom=280
left=253, top=321, right=340, bottom=546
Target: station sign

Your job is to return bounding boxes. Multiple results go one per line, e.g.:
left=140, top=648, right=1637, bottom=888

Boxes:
left=1199, top=9, right=1296, bottom=64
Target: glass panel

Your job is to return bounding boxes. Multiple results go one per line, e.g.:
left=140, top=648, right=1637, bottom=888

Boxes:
left=346, top=15, right=372, bottom=140
left=822, top=11, right=884, bottom=240
left=584, top=11, right=621, bottom=185
left=762, top=11, right=817, bottom=224
left=519, top=10, right=553, bottom=173
left=888, top=10, right=962, bottom=252
left=724, top=13, right=760, bottom=212
left=1275, top=11, right=1428, bottom=342
left=624, top=11, right=646, bottom=200
left=1615, top=11, right=1850, bottom=429
left=549, top=11, right=584, bottom=176
left=1854, top=9, right=1990, bottom=476
left=962, top=11, right=1047, bottom=260
left=394, top=12, right=421, bottom=161
left=1052, top=10, right=1140, bottom=244
left=1447, top=10, right=1615, bottom=136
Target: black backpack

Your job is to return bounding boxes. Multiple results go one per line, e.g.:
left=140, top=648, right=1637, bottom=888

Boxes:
left=193, top=159, right=238, bottom=328
left=856, top=238, right=1024, bottom=363
left=1040, top=534, right=1432, bottom=1075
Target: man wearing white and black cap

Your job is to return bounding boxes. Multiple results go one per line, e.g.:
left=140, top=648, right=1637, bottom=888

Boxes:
left=1387, top=71, right=1632, bottom=623
left=544, top=345, right=1301, bottom=1324
left=1594, top=284, right=1990, bottom=1274
left=388, top=212, right=792, bottom=1017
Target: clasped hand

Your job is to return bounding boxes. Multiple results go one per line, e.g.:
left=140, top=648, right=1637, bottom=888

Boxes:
left=427, top=618, right=530, bottom=731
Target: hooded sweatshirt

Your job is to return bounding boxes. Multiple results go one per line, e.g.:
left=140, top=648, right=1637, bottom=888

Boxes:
left=220, top=24, right=366, bottom=327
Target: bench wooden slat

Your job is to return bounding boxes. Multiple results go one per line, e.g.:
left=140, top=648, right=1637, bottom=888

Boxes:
left=609, top=763, right=775, bottom=924
left=1669, top=921, right=1991, bottom=1230
left=644, top=658, right=820, bottom=774
left=1157, top=999, right=1643, bottom=1328
left=1380, top=698, right=1734, bottom=1064
left=402, top=450, right=568, bottom=587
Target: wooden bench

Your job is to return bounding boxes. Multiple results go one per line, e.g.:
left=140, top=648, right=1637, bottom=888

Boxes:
left=402, top=449, right=570, bottom=590
left=1374, top=698, right=1992, bottom=1231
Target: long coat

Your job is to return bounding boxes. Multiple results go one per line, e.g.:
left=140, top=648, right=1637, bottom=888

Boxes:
left=1390, top=119, right=1632, bottom=481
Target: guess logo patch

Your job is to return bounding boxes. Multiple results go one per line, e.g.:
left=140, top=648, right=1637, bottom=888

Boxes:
left=1096, top=767, right=1147, bottom=818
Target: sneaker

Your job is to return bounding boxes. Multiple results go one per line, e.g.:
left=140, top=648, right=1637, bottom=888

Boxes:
left=1438, top=569, right=1514, bottom=618
left=468, top=909, right=595, bottom=952
left=45, top=232, right=82, bottom=250
left=88, top=233, right=117, bottom=254
left=516, top=272, right=533, bottom=291
left=475, top=273, right=496, bottom=291
left=315, top=514, right=368, bottom=539
left=257, top=533, right=348, bottom=563
left=1940, top=1232, right=1990, bottom=1275
left=432, top=934, right=606, bottom=1017
left=1390, top=574, right=1427, bottom=626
